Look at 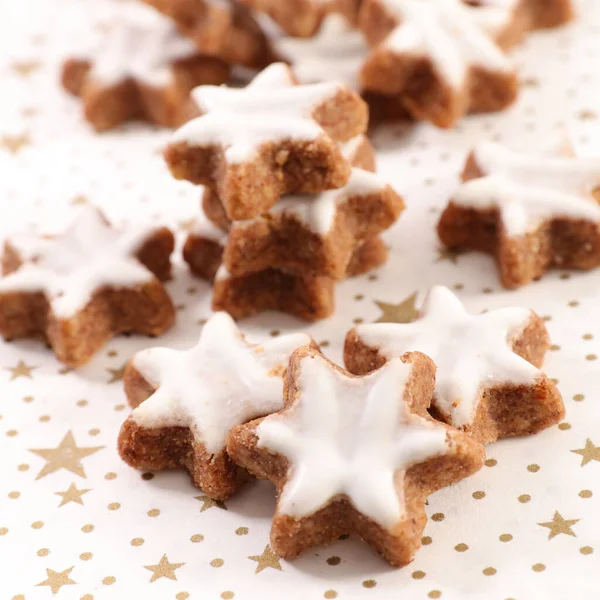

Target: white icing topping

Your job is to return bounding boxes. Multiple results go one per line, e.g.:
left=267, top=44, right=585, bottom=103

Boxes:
left=131, top=312, right=311, bottom=453
left=214, top=265, right=230, bottom=282
left=276, top=14, right=368, bottom=90
left=353, top=286, right=541, bottom=428
left=233, top=167, right=389, bottom=234
left=379, top=0, right=513, bottom=88
left=0, top=207, right=159, bottom=319
left=77, top=3, right=198, bottom=88
left=453, top=142, right=600, bottom=235
left=190, top=211, right=228, bottom=243
left=256, top=352, right=449, bottom=529
left=172, top=62, right=343, bottom=163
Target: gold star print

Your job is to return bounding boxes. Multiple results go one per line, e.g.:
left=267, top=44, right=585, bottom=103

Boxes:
left=11, top=60, right=41, bottom=77
left=248, top=545, right=282, bottom=574
left=36, top=566, right=76, bottom=594
left=195, top=495, right=227, bottom=512
left=538, top=511, right=579, bottom=539
left=1, top=133, right=31, bottom=155
left=144, top=555, right=185, bottom=582
left=55, top=483, right=91, bottom=507
left=30, top=431, right=103, bottom=480
left=107, top=364, right=127, bottom=383
left=436, top=247, right=465, bottom=264
left=571, top=439, right=600, bottom=466
left=374, top=292, right=419, bottom=324
left=7, top=360, right=37, bottom=380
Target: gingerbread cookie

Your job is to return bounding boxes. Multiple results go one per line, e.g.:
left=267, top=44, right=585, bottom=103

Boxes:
left=438, top=141, right=600, bottom=288
left=345, top=286, right=564, bottom=444
left=201, top=133, right=378, bottom=231
left=61, top=2, right=231, bottom=132
left=220, top=167, right=403, bottom=279
left=143, top=0, right=273, bottom=68
left=359, top=0, right=520, bottom=128
left=119, top=311, right=314, bottom=499
left=227, top=346, right=485, bottom=566
left=165, top=62, right=369, bottom=220
left=0, top=207, right=175, bottom=367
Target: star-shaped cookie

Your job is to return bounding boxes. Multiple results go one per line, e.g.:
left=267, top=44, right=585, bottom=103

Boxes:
left=165, top=62, right=368, bottom=220
left=0, top=207, right=175, bottom=367
left=438, top=141, right=600, bottom=288
left=118, top=311, right=314, bottom=499
left=227, top=346, right=484, bottom=566
left=345, top=286, right=564, bottom=443
left=61, top=2, right=230, bottom=131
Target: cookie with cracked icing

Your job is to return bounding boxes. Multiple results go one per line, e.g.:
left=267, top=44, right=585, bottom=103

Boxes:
left=165, top=62, right=368, bottom=221
left=0, top=207, right=175, bottom=367
left=61, top=2, right=230, bottom=132
left=359, top=0, right=573, bottom=128
left=118, top=311, right=315, bottom=499
left=438, top=141, right=600, bottom=288
left=227, top=346, right=485, bottom=566
left=201, top=133, right=378, bottom=231
left=142, top=0, right=274, bottom=68
left=344, top=286, right=564, bottom=444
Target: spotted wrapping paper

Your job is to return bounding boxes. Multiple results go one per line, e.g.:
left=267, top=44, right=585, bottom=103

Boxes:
left=1, top=0, right=600, bottom=599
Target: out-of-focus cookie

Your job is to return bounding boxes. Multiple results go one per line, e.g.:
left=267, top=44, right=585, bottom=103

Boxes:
left=165, top=62, right=368, bottom=220
left=227, top=346, right=485, bottom=566
left=0, top=207, right=175, bottom=367
left=345, top=286, right=564, bottom=444
left=61, top=3, right=230, bottom=131
left=118, top=311, right=314, bottom=499
left=438, top=141, right=600, bottom=288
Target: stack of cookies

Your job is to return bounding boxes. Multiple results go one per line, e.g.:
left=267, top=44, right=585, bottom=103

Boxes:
left=166, top=62, right=405, bottom=321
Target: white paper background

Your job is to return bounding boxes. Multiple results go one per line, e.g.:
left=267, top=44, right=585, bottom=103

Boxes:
left=1, top=1, right=600, bottom=599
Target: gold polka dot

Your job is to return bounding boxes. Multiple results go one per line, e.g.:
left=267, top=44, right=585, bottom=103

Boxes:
left=8, top=491, right=20, bottom=499
left=574, top=394, right=585, bottom=402
left=77, top=399, right=88, bottom=407
left=320, top=340, right=330, bottom=348
left=39, top=415, right=50, bottom=423
left=80, top=552, right=93, bottom=561
left=368, top=274, right=377, bottom=281
left=108, top=502, right=120, bottom=510
left=518, top=494, right=531, bottom=503
left=568, top=300, right=579, bottom=307
left=485, top=458, right=497, bottom=467
left=558, top=423, right=571, bottom=430
left=0, top=527, right=7, bottom=535
left=12, top=596, right=25, bottom=600
left=586, top=354, right=597, bottom=361
left=221, top=594, right=234, bottom=600
left=141, top=472, right=154, bottom=481
left=472, top=491, right=485, bottom=499
left=483, top=567, right=496, bottom=576
left=324, top=592, right=337, bottom=599
left=176, top=594, right=189, bottom=600
left=105, top=472, right=117, bottom=480
left=363, top=580, right=377, bottom=589
left=455, top=543, right=469, bottom=552
left=32, top=521, right=43, bottom=529
left=147, top=508, right=160, bottom=517
left=191, top=534, right=204, bottom=543
left=108, top=350, right=118, bottom=357
left=527, top=464, right=540, bottom=473
left=453, top=283, right=464, bottom=290
left=327, top=556, right=341, bottom=566
left=89, top=428, right=100, bottom=436
left=422, top=536, right=432, bottom=545
left=579, top=489, right=593, bottom=499
left=235, top=527, right=248, bottom=535
left=412, top=570, right=426, bottom=579
left=211, top=558, right=224, bottom=568
left=23, top=395, right=33, bottom=403
left=81, top=595, right=94, bottom=600
left=114, top=404, right=126, bottom=412
left=270, top=329, right=280, bottom=337
left=581, top=546, right=594, bottom=555
left=542, top=315, right=552, bottom=321
left=82, top=524, right=94, bottom=533
left=131, top=538, right=145, bottom=546
left=354, top=294, right=364, bottom=301
left=37, top=548, right=49, bottom=557
left=6, top=430, right=18, bottom=437
left=428, top=592, right=442, bottom=599
left=102, top=576, right=116, bottom=585
left=17, top=464, right=29, bottom=471
left=431, top=512, right=445, bottom=522
left=550, top=344, right=560, bottom=351
left=353, top=317, right=364, bottom=325
left=499, top=534, right=513, bottom=542
left=583, top=333, right=594, bottom=340
left=532, top=563, right=545, bottom=572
